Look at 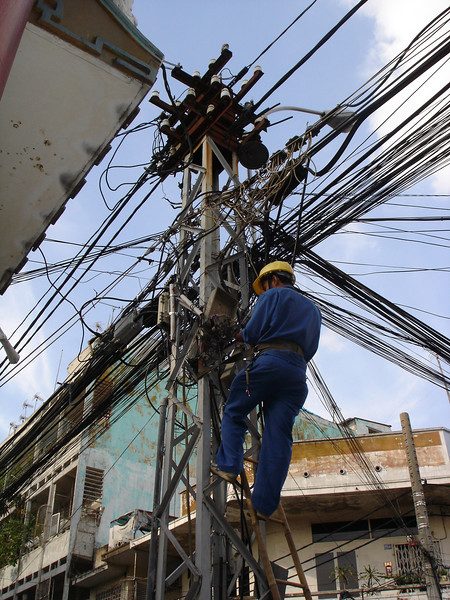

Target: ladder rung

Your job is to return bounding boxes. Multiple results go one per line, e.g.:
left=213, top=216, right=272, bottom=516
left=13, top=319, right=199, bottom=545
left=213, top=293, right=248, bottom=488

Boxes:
left=245, top=511, right=284, bottom=525
left=262, top=514, right=284, bottom=525
left=275, top=579, right=305, bottom=589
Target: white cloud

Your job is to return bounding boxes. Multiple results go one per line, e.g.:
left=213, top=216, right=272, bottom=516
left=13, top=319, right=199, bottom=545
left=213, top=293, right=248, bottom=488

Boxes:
left=430, top=164, right=450, bottom=194
left=319, top=329, right=347, bottom=354
left=0, top=283, right=56, bottom=438
left=360, top=1, right=449, bottom=64
left=340, top=1, right=450, bottom=194
left=337, top=221, right=379, bottom=262
left=372, top=372, right=422, bottom=425
left=338, top=0, right=449, bottom=63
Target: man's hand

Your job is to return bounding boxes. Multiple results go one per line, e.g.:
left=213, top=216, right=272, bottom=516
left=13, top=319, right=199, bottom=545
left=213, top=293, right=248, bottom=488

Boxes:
left=235, top=331, right=244, bottom=343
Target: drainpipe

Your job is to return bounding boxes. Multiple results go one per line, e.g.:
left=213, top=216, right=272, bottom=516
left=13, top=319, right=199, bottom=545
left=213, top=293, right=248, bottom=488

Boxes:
left=0, top=0, right=35, bottom=100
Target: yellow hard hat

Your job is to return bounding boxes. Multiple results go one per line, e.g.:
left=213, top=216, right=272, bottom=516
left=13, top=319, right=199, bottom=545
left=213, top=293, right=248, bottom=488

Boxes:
left=252, top=261, right=295, bottom=296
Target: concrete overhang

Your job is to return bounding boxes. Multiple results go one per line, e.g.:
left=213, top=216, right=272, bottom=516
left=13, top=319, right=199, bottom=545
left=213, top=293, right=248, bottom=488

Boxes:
left=72, top=563, right=123, bottom=587
left=98, top=483, right=444, bottom=571
left=0, top=0, right=164, bottom=293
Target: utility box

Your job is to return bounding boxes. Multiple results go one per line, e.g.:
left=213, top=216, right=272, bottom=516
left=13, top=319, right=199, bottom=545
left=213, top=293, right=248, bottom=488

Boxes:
left=204, top=287, right=238, bottom=321
left=157, top=291, right=170, bottom=328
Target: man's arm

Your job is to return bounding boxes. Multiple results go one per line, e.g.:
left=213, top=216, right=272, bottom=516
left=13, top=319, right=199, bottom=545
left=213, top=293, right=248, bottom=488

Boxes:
left=240, top=290, right=279, bottom=345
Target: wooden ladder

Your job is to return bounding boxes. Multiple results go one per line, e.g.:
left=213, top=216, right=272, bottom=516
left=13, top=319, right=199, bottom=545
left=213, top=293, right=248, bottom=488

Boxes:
left=240, top=469, right=313, bottom=600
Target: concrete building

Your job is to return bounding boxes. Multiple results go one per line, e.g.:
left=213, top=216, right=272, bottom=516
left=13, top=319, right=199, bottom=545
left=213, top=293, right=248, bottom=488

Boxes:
left=0, top=348, right=172, bottom=600
left=56, top=420, right=449, bottom=600
left=0, top=0, right=163, bottom=294
left=0, top=354, right=448, bottom=600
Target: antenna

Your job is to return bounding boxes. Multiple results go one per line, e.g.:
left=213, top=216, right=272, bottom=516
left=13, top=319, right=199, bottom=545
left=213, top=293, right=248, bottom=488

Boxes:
left=33, top=394, right=44, bottom=410
left=22, top=401, right=33, bottom=419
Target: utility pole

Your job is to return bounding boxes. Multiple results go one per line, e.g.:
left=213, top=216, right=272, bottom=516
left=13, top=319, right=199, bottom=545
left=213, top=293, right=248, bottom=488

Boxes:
left=400, top=412, right=441, bottom=600
left=144, top=45, right=271, bottom=600
left=144, top=44, right=313, bottom=600
left=195, top=137, right=219, bottom=599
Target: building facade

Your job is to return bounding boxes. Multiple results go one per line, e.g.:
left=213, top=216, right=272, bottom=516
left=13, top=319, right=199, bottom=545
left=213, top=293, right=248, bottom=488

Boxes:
left=0, top=361, right=169, bottom=600
left=0, top=0, right=163, bottom=294
left=54, top=420, right=449, bottom=600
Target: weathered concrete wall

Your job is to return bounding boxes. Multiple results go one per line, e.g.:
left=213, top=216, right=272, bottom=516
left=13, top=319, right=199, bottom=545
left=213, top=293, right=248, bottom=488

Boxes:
left=293, top=409, right=343, bottom=441
left=0, top=529, right=70, bottom=587
left=86, top=377, right=192, bottom=548
left=287, top=429, right=449, bottom=496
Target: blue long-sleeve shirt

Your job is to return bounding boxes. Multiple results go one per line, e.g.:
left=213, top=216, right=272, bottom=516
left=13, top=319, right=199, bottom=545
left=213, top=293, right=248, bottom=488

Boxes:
left=241, top=286, right=321, bottom=362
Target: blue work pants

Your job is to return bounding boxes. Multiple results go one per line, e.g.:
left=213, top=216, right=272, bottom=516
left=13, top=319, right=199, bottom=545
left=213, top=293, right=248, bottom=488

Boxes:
left=216, top=350, right=307, bottom=516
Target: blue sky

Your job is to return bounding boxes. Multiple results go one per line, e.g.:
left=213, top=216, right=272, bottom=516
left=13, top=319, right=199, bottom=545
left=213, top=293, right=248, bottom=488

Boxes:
left=0, top=0, right=448, bottom=438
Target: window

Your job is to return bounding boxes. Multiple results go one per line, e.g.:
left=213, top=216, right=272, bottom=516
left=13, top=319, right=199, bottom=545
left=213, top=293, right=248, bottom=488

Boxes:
left=336, top=552, right=359, bottom=595
left=315, top=552, right=337, bottom=598
left=312, top=520, right=370, bottom=542
left=371, top=517, right=417, bottom=539
left=312, top=517, right=418, bottom=543
left=395, top=542, right=424, bottom=578
left=315, top=551, right=359, bottom=597
left=96, top=585, right=122, bottom=600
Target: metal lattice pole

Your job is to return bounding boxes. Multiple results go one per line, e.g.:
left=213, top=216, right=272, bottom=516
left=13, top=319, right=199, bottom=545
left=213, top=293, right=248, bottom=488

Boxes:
left=144, top=128, right=294, bottom=598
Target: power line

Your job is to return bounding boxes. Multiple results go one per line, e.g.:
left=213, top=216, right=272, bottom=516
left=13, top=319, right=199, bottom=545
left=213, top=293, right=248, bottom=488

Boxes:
left=252, top=0, right=370, bottom=113
left=230, top=0, right=320, bottom=86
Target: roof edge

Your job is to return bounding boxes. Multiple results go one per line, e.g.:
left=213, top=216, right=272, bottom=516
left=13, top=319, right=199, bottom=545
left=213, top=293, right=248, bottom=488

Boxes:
left=98, top=0, right=164, bottom=61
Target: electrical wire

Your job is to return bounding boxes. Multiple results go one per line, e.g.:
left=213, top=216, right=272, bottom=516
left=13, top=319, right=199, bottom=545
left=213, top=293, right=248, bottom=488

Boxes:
left=1, top=8, right=449, bottom=592
left=252, top=0, right=370, bottom=113
left=230, top=0, right=320, bottom=86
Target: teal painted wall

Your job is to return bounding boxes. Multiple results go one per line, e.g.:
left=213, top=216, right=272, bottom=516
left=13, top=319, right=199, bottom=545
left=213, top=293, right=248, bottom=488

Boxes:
left=293, top=408, right=343, bottom=440
left=84, top=374, right=197, bottom=547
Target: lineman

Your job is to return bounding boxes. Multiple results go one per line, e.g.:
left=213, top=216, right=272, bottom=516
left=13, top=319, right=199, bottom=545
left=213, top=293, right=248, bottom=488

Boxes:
left=215, top=261, right=321, bottom=517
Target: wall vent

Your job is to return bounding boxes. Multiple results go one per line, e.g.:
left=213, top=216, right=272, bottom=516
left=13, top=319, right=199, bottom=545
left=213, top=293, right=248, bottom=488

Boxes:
left=83, top=466, right=104, bottom=506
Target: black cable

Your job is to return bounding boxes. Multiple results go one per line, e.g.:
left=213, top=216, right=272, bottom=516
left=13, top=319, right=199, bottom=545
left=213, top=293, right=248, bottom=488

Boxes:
left=346, top=6, right=450, bottom=108
left=0, top=173, right=162, bottom=378
left=252, top=0, right=370, bottom=113
left=230, top=0, right=320, bottom=87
